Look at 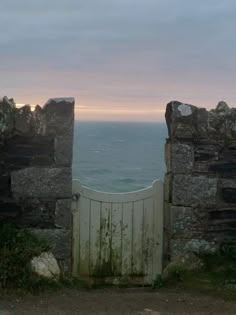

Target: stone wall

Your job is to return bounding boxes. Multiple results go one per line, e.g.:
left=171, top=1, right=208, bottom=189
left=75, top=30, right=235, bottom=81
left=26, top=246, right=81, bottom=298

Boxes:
left=165, top=101, right=236, bottom=258
left=0, top=96, right=74, bottom=273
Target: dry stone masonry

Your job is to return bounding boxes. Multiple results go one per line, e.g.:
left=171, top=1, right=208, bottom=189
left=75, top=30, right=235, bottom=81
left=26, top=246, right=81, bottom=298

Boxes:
left=165, top=101, right=236, bottom=258
left=1, top=95, right=235, bottom=275
left=0, top=96, right=74, bottom=273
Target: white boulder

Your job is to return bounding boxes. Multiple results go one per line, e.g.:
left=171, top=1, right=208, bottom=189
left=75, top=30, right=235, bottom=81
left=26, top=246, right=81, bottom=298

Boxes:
left=31, top=252, right=61, bottom=280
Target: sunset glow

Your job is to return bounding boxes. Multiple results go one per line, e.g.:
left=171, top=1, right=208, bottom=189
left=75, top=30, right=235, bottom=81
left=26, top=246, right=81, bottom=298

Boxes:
left=74, top=106, right=165, bottom=122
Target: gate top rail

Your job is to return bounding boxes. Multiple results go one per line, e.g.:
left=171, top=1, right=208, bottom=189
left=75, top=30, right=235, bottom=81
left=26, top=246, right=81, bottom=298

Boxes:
left=72, top=179, right=162, bottom=203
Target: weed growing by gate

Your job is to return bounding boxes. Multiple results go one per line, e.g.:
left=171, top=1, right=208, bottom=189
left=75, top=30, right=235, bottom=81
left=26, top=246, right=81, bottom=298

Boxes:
left=157, top=242, right=236, bottom=299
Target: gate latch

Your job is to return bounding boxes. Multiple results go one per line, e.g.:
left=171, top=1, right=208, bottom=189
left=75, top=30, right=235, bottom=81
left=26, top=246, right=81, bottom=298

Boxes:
left=72, top=193, right=80, bottom=201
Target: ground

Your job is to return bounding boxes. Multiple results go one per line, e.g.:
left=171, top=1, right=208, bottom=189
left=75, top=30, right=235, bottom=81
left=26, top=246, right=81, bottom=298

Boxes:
left=0, top=288, right=236, bottom=315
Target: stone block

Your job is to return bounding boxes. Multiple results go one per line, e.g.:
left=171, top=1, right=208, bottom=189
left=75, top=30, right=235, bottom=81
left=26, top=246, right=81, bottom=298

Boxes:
left=193, top=143, right=223, bottom=173
left=15, top=105, right=34, bottom=135
left=209, top=162, right=236, bottom=176
left=19, top=198, right=56, bottom=227
left=195, top=107, right=209, bottom=138
left=194, top=143, right=222, bottom=162
left=172, top=142, right=194, bottom=173
left=0, top=97, right=15, bottom=137
left=208, top=208, right=236, bottom=238
left=165, top=101, right=197, bottom=139
left=170, top=206, right=193, bottom=236
left=11, top=167, right=72, bottom=199
left=54, top=136, right=73, bottom=166
left=208, top=110, right=227, bottom=137
left=0, top=200, right=21, bottom=221
left=164, top=174, right=172, bottom=202
left=218, top=179, right=236, bottom=203
left=43, top=98, right=75, bottom=137
left=170, top=238, right=218, bottom=257
left=208, top=208, right=236, bottom=223
left=174, top=122, right=195, bottom=139
left=0, top=173, right=10, bottom=195
left=55, top=199, right=72, bottom=229
left=222, top=189, right=236, bottom=203
left=5, top=135, right=54, bottom=156
left=3, top=135, right=54, bottom=169
left=172, top=175, right=217, bottom=206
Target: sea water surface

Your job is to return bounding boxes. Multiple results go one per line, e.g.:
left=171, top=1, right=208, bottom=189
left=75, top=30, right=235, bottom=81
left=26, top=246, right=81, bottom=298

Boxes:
left=73, top=121, right=167, bottom=192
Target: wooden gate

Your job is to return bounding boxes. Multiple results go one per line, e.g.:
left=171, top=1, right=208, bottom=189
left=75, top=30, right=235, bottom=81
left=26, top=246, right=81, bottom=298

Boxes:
left=72, top=179, right=163, bottom=285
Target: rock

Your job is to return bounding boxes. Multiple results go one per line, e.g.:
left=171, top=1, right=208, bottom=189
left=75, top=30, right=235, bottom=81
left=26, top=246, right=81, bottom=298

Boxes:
left=15, top=105, right=34, bottom=135
left=43, top=98, right=75, bottom=136
left=172, top=175, right=217, bottom=207
left=31, top=251, right=61, bottom=280
left=0, top=96, right=15, bottom=137
left=172, top=143, right=194, bottom=173
left=215, top=101, right=229, bottom=114
left=55, top=199, right=72, bottom=229
left=170, top=206, right=194, bottom=236
left=162, top=253, right=204, bottom=280
left=165, top=101, right=197, bottom=139
left=185, top=239, right=218, bottom=254
left=11, top=167, right=72, bottom=199
left=54, top=135, right=73, bottom=166
left=170, top=239, right=218, bottom=257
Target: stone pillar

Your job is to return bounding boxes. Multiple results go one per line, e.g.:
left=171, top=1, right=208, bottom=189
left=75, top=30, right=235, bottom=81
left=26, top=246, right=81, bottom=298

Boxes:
left=0, top=97, right=75, bottom=274
left=165, top=101, right=236, bottom=259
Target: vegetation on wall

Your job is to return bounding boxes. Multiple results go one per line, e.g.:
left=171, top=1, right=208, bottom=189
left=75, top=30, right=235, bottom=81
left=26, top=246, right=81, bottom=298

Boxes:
left=0, top=223, right=52, bottom=291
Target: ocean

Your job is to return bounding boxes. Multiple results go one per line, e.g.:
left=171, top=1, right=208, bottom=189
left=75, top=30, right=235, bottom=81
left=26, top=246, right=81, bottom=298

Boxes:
left=72, top=121, right=168, bottom=192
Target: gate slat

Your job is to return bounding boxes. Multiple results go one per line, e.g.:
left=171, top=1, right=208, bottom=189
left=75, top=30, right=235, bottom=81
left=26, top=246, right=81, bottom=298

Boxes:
left=121, top=202, right=133, bottom=276
left=90, top=200, right=101, bottom=275
left=143, top=197, right=154, bottom=282
left=111, top=203, right=122, bottom=276
left=72, top=201, right=80, bottom=276
left=79, top=196, right=90, bottom=276
left=132, top=200, right=144, bottom=276
left=153, top=180, right=164, bottom=280
left=100, top=202, right=112, bottom=276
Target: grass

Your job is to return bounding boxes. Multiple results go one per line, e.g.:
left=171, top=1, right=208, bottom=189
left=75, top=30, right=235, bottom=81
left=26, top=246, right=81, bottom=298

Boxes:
left=1, top=222, right=236, bottom=299
left=157, top=244, right=236, bottom=300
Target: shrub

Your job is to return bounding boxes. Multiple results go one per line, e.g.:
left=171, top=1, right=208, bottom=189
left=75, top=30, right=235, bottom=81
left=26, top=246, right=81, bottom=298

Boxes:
left=0, top=223, right=50, bottom=290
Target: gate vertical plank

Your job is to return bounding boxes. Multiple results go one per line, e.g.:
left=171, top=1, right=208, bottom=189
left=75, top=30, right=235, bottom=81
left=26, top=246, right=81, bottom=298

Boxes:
left=111, top=203, right=122, bottom=276
left=72, top=179, right=81, bottom=277
left=143, top=197, right=154, bottom=282
left=72, top=200, right=80, bottom=277
left=100, top=202, right=112, bottom=276
left=90, top=200, right=101, bottom=275
left=132, top=200, right=144, bottom=276
left=79, top=196, right=90, bottom=276
left=153, top=180, right=164, bottom=280
left=121, top=202, right=132, bottom=276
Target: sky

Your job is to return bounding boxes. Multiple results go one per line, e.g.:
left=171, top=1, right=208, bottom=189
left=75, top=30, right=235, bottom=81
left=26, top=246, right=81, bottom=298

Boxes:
left=1, top=0, right=236, bottom=121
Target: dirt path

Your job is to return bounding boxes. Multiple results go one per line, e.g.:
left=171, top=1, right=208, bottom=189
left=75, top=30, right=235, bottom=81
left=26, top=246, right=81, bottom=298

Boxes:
left=0, top=288, right=235, bottom=315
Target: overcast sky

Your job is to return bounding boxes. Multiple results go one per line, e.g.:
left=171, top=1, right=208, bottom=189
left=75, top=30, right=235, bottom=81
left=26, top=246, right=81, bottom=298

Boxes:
left=1, top=0, right=236, bottom=121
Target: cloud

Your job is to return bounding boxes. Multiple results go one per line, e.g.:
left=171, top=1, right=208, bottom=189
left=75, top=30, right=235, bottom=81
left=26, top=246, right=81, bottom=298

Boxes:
left=0, top=0, right=236, bottom=120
